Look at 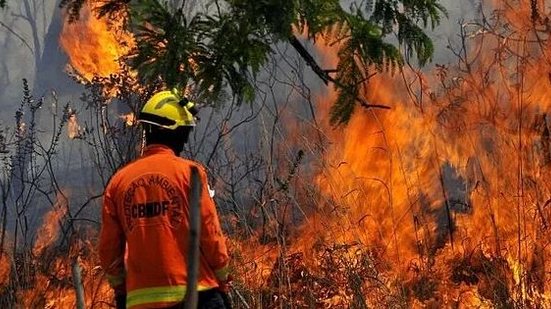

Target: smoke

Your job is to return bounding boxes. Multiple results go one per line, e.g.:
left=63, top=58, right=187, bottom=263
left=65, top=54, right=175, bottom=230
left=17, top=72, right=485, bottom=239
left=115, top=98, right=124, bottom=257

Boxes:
left=0, top=1, right=98, bottom=245
left=0, top=0, right=484, bottom=232
left=5, top=1, right=548, bottom=306
left=0, top=0, right=81, bottom=123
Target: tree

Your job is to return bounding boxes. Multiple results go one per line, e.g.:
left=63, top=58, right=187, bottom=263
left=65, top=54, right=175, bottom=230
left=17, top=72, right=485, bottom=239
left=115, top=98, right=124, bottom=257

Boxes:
left=61, top=0, right=446, bottom=124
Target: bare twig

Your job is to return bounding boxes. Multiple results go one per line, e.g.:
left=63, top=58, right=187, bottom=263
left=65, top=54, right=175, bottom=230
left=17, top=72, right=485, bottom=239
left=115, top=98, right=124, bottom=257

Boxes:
left=72, top=259, right=86, bottom=309
left=0, top=21, right=34, bottom=55
left=288, top=35, right=390, bottom=111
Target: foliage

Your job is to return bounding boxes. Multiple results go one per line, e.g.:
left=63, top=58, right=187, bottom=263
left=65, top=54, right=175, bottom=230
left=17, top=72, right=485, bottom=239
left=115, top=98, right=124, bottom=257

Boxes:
left=128, top=0, right=270, bottom=104
left=0, top=0, right=5, bottom=9
left=60, top=0, right=446, bottom=124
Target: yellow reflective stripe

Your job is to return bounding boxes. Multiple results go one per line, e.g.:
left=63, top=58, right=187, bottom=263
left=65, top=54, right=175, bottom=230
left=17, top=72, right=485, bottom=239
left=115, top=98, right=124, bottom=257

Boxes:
left=127, top=284, right=212, bottom=308
left=106, top=274, right=125, bottom=287
left=127, top=286, right=185, bottom=308
left=214, top=265, right=230, bottom=281
left=198, top=285, right=211, bottom=291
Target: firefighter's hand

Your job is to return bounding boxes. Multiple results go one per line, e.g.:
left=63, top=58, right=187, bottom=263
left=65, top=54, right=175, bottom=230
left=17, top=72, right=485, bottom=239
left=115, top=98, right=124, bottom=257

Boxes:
left=218, top=274, right=233, bottom=293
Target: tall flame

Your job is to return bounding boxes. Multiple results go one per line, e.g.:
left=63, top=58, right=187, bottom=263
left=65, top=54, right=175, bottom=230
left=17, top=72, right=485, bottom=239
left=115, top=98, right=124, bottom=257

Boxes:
left=291, top=0, right=551, bottom=306
left=33, top=191, right=68, bottom=256
left=60, top=1, right=134, bottom=81
left=49, top=0, right=551, bottom=307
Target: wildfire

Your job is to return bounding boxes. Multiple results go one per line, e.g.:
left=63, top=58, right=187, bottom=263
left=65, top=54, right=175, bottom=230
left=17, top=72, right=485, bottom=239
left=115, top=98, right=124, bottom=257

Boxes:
left=43, top=0, right=551, bottom=307
left=59, top=1, right=134, bottom=82
left=33, top=191, right=69, bottom=256
left=282, top=0, right=551, bottom=307
left=67, top=108, right=82, bottom=139
left=10, top=189, right=112, bottom=308
left=0, top=252, right=9, bottom=288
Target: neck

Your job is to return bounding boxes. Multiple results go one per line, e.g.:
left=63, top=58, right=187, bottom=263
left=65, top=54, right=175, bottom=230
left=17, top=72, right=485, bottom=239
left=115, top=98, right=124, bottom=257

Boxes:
left=147, top=142, right=182, bottom=155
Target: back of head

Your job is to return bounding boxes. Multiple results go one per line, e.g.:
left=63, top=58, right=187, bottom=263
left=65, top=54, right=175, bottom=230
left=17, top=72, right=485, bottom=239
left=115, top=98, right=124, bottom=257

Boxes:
left=138, top=90, right=197, bottom=155
left=144, top=124, right=192, bottom=154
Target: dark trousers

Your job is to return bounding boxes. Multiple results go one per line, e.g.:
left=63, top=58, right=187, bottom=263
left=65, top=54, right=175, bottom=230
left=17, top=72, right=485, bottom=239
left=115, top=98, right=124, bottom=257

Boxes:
left=116, top=289, right=228, bottom=309
left=166, top=289, right=227, bottom=309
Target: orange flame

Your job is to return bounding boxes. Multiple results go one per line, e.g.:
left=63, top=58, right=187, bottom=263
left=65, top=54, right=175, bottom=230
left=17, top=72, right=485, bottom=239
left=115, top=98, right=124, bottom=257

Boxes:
left=231, top=1, right=551, bottom=306
left=60, top=1, right=134, bottom=81
left=13, top=189, right=112, bottom=308
left=67, top=108, right=82, bottom=139
left=48, top=0, right=551, bottom=306
left=33, top=191, right=69, bottom=256
left=0, top=252, right=10, bottom=288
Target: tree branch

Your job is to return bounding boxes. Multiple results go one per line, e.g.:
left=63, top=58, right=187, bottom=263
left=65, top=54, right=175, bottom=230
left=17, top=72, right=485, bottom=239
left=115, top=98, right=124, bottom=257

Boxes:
left=0, top=21, right=34, bottom=55
left=288, top=35, right=331, bottom=85
left=288, top=35, right=390, bottom=110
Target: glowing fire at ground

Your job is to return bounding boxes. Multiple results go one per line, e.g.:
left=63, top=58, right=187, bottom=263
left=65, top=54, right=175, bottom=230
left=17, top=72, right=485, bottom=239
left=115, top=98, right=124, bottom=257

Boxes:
left=5, top=190, right=111, bottom=308
left=37, top=0, right=551, bottom=307
left=260, top=0, right=551, bottom=306
left=0, top=253, right=9, bottom=289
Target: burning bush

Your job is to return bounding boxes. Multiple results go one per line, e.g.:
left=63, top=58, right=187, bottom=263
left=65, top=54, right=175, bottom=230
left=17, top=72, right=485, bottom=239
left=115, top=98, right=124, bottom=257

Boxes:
left=2, top=0, right=551, bottom=308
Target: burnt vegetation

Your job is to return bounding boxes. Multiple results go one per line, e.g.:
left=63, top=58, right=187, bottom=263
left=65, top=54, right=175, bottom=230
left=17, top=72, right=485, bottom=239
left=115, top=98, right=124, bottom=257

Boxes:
left=1, top=0, right=551, bottom=308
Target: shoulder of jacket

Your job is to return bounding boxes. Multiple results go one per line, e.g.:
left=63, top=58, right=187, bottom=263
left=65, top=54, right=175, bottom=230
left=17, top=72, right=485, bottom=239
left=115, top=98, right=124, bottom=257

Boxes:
left=104, top=157, right=142, bottom=191
left=175, top=157, right=211, bottom=177
left=174, top=157, right=205, bottom=169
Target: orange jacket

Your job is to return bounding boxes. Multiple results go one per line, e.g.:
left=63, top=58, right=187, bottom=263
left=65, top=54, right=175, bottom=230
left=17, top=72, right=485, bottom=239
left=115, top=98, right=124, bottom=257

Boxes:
left=99, top=145, right=230, bottom=309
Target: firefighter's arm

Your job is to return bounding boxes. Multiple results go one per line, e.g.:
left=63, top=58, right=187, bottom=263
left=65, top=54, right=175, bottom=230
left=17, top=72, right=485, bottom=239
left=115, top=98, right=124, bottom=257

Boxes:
left=198, top=168, right=230, bottom=282
left=98, top=186, right=126, bottom=290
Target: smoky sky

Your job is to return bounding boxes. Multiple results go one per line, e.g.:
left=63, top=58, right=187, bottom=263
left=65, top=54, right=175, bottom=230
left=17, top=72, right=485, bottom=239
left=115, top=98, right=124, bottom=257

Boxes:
left=0, top=0, right=480, bottom=213
left=0, top=0, right=82, bottom=125
left=0, top=0, right=488, bottom=247
left=0, top=0, right=480, bottom=184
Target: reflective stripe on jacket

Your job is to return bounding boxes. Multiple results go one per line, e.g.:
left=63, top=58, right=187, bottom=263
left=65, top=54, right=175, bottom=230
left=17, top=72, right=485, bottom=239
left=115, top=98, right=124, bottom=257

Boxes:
left=99, top=144, right=230, bottom=308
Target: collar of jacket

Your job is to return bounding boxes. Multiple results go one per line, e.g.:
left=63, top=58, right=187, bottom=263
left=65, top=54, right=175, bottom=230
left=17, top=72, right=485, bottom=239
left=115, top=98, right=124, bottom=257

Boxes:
left=143, top=144, right=176, bottom=156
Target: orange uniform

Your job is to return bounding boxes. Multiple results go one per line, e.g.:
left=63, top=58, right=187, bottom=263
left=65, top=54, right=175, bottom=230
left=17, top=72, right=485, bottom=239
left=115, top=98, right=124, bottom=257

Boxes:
left=99, top=144, right=230, bottom=309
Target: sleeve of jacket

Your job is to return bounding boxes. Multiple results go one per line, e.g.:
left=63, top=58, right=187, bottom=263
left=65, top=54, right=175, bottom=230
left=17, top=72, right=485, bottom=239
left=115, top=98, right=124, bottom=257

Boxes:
left=198, top=166, right=230, bottom=281
left=98, top=182, right=126, bottom=288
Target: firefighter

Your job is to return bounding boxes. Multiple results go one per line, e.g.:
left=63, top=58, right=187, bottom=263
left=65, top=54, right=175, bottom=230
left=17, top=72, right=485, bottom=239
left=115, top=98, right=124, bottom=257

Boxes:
left=99, top=90, right=231, bottom=309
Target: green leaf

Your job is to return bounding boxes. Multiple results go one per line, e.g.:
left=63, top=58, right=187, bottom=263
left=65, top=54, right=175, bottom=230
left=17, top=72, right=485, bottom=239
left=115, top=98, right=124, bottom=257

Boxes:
left=63, top=0, right=446, bottom=125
